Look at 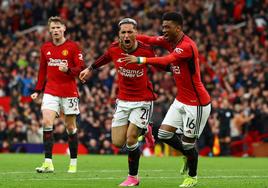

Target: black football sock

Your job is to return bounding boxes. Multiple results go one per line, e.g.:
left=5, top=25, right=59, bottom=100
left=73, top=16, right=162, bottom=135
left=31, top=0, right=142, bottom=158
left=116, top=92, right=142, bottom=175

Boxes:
left=68, top=129, right=78, bottom=159
left=127, top=142, right=140, bottom=176
left=184, top=147, right=198, bottom=177
left=43, top=127, right=54, bottom=159
left=158, top=130, right=185, bottom=154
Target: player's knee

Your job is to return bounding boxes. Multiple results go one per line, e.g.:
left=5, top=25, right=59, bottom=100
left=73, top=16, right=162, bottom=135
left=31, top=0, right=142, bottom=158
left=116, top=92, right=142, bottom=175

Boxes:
left=42, top=118, right=53, bottom=127
left=126, top=142, right=139, bottom=151
left=158, top=129, right=174, bottom=140
left=126, top=136, right=138, bottom=147
left=112, top=139, right=125, bottom=148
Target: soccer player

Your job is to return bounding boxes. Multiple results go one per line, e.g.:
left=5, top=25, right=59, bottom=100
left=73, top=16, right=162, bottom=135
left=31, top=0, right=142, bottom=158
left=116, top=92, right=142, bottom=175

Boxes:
left=121, top=12, right=211, bottom=187
left=79, top=18, right=157, bottom=186
left=31, top=16, right=85, bottom=173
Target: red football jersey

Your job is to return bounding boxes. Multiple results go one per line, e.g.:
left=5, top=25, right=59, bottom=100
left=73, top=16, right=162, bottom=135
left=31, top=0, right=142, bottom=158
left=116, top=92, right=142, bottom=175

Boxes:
left=137, top=35, right=211, bottom=106
left=92, top=41, right=157, bottom=101
left=35, top=39, right=85, bottom=97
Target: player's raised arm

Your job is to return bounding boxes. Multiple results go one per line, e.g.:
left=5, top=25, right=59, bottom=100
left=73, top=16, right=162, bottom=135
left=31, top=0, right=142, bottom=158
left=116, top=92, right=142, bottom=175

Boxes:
left=137, top=34, right=169, bottom=49
left=121, top=52, right=176, bottom=66
left=79, top=49, right=112, bottom=82
left=121, top=42, right=192, bottom=67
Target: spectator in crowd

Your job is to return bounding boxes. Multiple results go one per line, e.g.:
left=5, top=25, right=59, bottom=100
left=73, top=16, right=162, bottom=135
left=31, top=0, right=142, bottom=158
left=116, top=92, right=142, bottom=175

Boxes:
left=217, top=99, right=233, bottom=156
left=100, top=139, right=114, bottom=155
left=27, top=120, right=42, bottom=144
left=87, top=138, right=100, bottom=154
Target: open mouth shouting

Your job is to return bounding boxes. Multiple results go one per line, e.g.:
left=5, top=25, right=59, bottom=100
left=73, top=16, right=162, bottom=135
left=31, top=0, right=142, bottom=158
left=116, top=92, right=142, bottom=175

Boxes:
left=124, top=39, right=131, bottom=47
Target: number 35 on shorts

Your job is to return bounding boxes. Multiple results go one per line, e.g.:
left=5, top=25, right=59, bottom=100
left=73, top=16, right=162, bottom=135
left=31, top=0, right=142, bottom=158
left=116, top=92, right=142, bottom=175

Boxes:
left=63, top=97, right=79, bottom=115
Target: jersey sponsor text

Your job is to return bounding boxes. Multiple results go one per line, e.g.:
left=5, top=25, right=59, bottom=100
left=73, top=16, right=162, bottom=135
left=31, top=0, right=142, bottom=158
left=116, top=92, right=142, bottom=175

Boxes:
left=118, top=67, right=144, bottom=78
left=48, top=58, right=68, bottom=66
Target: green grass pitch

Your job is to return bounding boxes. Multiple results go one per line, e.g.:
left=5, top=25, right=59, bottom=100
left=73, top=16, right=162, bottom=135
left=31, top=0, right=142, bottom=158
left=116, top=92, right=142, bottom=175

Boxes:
left=0, top=154, right=267, bottom=188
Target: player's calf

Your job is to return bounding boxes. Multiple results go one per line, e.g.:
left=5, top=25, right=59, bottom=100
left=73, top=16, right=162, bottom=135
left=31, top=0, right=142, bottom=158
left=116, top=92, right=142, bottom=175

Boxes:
left=119, top=142, right=141, bottom=186
left=67, top=128, right=78, bottom=173
left=126, top=142, right=140, bottom=176
left=182, top=139, right=198, bottom=177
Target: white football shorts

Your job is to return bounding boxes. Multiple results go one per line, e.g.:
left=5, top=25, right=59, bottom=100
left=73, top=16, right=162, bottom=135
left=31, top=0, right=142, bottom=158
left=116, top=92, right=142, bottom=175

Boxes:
left=112, top=99, right=153, bottom=129
left=162, top=99, right=211, bottom=138
left=41, top=93, right=80, bottom=115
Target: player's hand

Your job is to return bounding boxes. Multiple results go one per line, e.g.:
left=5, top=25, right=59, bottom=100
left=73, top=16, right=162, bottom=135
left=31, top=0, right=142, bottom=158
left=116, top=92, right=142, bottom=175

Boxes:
left=120, top=53, right=138, bottom=65
left=79, top=68, right=90, bottom=83
left=31, top=92, right=39, bottom=100
left=59, top=64, right=68, bottom=72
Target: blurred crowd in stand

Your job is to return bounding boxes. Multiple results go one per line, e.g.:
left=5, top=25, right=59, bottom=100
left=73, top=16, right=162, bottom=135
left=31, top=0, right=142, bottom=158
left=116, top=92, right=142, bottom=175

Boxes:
left=0, top=0, right=267, bottom=156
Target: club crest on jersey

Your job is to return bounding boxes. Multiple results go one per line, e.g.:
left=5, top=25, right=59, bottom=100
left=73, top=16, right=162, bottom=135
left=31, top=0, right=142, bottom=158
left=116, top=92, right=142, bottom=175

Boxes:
left=62, top=49, right=68, bottom=56
left=174, top=47, right=183, bottom=54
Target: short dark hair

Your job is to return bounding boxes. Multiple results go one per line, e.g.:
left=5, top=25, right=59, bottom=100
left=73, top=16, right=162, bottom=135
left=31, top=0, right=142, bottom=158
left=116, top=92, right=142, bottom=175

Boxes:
left=162, top=12, right=183, bottom=26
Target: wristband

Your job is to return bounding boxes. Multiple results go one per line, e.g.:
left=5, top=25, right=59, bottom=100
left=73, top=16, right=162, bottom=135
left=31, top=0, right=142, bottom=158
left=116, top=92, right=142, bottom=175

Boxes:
left=137, top=57, right=147, bottom=64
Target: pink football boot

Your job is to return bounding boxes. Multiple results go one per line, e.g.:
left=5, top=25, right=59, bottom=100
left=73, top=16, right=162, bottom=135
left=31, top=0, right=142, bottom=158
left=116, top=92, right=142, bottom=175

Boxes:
left=145, top=124, right=155, bottom=148
left=119, top=175, right=140, bottom=186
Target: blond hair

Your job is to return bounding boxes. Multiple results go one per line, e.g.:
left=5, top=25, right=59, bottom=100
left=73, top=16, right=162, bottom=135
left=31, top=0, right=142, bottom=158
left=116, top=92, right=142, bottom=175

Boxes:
left=47, top=16, right=65, bottom=26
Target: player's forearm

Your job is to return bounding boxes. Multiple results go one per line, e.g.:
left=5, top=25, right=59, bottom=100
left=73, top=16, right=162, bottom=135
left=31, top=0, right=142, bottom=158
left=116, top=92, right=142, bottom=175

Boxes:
left=35, top=64, right=47, bottom=92
left=89, top=54, right=111, bottom=70
left=67, top=65, right=85, bottom=77
left=137, top=35, right=152, bottom=44
left=87, top=63, right=96, bottom=71
left=35, top=77, right=45, bottom=93
left=138, top=54, right=176, bottom=66
left=35, top=72, right=46, bottom=91
left=137, top=34, right=166, bottom=47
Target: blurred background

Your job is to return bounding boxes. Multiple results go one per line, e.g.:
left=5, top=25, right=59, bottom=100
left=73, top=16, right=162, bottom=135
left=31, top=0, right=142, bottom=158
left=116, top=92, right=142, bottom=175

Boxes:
left=0, top=0, right=267, bottom=157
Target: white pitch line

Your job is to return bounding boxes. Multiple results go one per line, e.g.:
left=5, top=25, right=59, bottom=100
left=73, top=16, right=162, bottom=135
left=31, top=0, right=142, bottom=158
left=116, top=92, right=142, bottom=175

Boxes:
left=0, top=169, right=268, bottom=174
left=1, top=176, right=268, bottom=181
